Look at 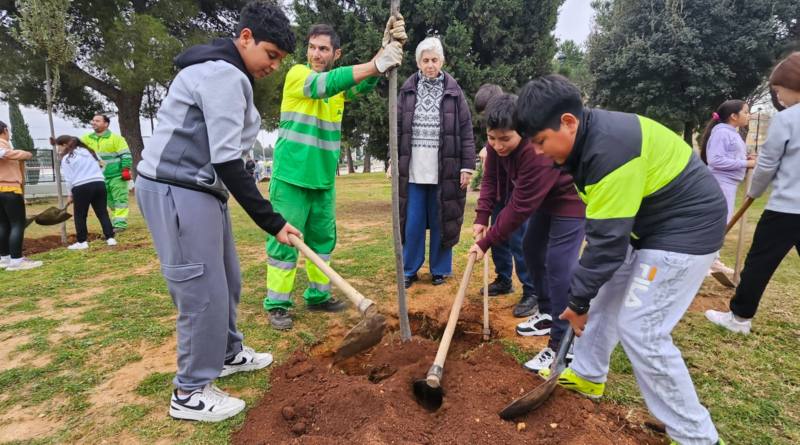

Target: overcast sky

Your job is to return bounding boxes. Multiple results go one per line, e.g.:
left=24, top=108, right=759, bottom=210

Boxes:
left=0, top=0, right=595, bottom=147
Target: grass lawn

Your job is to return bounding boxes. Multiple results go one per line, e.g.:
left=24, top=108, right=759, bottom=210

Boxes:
left=0, top=173, right=797, bottom=444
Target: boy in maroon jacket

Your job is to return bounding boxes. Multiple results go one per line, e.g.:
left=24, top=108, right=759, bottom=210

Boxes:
left=469, top=94, right=586, bottom=371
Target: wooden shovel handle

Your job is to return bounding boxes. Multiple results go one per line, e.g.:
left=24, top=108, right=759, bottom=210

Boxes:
left=482, top=250, right=490, bottom=340
left=726, top=197, right=754, bottom=235
left=288, top=234, right=375, bottom=315
left=427, top=252, right=477, bottom=386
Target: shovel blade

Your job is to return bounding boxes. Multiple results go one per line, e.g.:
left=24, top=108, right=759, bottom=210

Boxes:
left=711, top=271, right=736, bottom=288
left=499, top=377, right=558, bottom=420
left=412, top=379, right=443, bottom=411
left=333, top=313, right=386, bottom=362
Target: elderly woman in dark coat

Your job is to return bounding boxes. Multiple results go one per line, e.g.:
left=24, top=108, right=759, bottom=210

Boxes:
left=396, top=36, right=475, bottom=288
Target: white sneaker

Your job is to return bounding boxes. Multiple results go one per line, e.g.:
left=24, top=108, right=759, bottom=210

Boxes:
left=516, top=312, right=553, bottom=336
left=219, top=345, right=273, bottom=377
left=705, top=309, right=751, bottom=334
left=524, top=345, right=576, bottom=373
left=524, top=347, right=555, bottom=372
left=67, top=241, right=89, bottom=250
left=5, top=258, right=43, bottom=271
left=710, top=259, right=734, bottom=275
left=0, top=256, right=10, bottom=269
left=169, top=384, right=245, bottom=422
left=106, top=238, right=117, bottom=246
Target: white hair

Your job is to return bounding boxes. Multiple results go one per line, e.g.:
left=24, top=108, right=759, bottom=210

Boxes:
left=415, top=37, right=445, bottom=64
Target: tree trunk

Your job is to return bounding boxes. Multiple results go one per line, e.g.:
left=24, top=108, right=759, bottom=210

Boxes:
left=389, top=0, right=410, bottom=341
left=116, top=91, right=144, bottom=176
left=45, top=61, right=67, bottom=243
left=363, top=152, right=371, bottom=173
left=346, top=146, right=355, bottom=173
left=683, top=122, right=694, bottom=147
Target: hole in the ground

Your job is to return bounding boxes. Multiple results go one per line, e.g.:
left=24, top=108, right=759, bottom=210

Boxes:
left=335, top=309, right=490, bottom=379
left=408, top=311, right=484, bottom=355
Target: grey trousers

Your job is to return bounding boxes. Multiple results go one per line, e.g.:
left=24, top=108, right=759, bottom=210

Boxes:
left=572, top=247, right=719, bottom=445
left=136, top=177, right=244, bottom=391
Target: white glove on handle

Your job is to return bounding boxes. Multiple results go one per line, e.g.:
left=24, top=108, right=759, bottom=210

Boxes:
left=375, top=41, right=403, bottom=74
left=382, top=13, right=407, bottom=47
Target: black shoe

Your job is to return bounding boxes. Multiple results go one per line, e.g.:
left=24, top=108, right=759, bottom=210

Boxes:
left=487, top=276, right=513, bottom=296
left=404, top=274, right=419, bottom=289
left=513, top=292, right=539, bottom=318
left=268, top=308, right=292, bottom=330
left=308, top=297, right=347, bottom=312
left=431, top=275, right=446, bottom=286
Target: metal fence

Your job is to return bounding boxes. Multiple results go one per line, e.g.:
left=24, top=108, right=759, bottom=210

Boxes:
left=24, top=148, right=57, bottom=185
left=745, top=112, right=772, bottom=152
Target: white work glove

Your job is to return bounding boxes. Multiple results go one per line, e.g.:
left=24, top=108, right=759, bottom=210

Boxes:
left=374, top=41, right=403, bottom=74
left=382, top=13, right=407, bottom=47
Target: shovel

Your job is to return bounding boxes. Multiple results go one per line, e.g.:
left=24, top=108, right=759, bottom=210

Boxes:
left=711, top=196, right=755, bottom=288
left=499, top=326, right=575, bottom=420
left=32, top=203, right=72, bottom=226
left=413, top=252, right=477, bottom=411
left=288, top=234, right=386, bottom=362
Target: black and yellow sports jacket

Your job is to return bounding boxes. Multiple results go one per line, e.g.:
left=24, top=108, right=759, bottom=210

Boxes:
left=563, top=109, right=727, bottom=309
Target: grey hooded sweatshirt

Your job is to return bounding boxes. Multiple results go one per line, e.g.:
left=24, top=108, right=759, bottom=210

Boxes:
left=137, top=38, right=285, bottom=234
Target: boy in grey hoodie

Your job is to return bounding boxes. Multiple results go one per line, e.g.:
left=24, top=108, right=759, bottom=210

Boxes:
left=136, top=1, right=300, bottom=422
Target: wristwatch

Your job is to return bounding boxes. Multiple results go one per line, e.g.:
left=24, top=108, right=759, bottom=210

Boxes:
left=568, top=299, right=591, bottom=315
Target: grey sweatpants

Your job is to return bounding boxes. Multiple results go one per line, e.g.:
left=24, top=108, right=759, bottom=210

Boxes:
left=136, top=177, right=244, bottom=392
left=572, top=247, right=719, bottom=445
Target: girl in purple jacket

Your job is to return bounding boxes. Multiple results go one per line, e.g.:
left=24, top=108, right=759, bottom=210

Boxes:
left=699, top=100, right=756, bottom=275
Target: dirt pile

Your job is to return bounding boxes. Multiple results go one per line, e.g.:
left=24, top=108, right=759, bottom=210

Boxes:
left=233, top=335, right=664, bottom=445
left=24, top=233, right=103, bottom=255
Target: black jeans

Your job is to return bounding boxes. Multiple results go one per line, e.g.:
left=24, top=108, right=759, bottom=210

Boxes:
left=0, top=191, right=26, bottom=258
left=523, top=212, right=586, bottom=350
left=731, top=210, right=800, bottom=319
left=72, top=181, right=114, bottom=242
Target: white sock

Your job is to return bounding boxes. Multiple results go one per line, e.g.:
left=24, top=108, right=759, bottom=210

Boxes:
left=733, top=314, right=750, bottom=323
left=9, top=257, right=22, bottom=266
left=1, top=255, right=9, bottom=261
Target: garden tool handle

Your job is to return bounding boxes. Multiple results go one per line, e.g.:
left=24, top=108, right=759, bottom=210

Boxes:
left=726, top=196, right=754, bottom=235
left=479, top=229, right=490, bottom=341
left=482, top=249, right=490, bottom=340
left=288, top=234, right=376, bottom=316
left=426, top=252, right=477, bottom=387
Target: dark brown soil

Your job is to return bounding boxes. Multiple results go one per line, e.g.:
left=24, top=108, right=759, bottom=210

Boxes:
left=233, top=334, right=666, bottom=445
left=23, top=233, right=149, bottom=255
left=24, top=233, right=104, bottom=255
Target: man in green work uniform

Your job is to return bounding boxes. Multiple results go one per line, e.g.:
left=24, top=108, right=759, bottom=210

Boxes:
left=264, top=19, right=406, bottom=330
left=80, top=114, right=132, bottom=231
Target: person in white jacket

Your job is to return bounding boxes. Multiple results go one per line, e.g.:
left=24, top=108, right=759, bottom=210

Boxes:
left=706, top=52, right=800, bottom=334
left=54, top=135, right=116, bottom=249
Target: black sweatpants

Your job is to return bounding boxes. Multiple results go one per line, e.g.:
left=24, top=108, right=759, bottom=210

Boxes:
left=0, top=191, right=26, bottom=258
left=72, top=181, right=114, bottom=242
left=730, top=210, right=800, bottom=319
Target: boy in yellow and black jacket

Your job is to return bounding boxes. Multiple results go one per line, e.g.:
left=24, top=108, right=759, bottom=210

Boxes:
left=516, top=75, right=727, bottom=445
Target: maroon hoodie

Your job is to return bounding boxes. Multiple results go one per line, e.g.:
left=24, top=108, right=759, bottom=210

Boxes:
left=475, top=138, right=585, bottom=251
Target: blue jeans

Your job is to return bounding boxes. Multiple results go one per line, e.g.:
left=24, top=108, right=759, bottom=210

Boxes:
left=523, top=212, right=585, bottom=350
left=491, top=203, right=535, bottom=294
left=403, top=183, right=453, bottom=277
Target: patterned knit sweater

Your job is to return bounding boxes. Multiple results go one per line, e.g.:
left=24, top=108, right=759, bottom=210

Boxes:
left=409, top=72, right=444, bottom=184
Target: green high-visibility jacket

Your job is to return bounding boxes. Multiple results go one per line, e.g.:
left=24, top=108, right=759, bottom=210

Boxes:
left=80, top=130, right=132, bottom=180
left=272, top=64, right=378, bottom=190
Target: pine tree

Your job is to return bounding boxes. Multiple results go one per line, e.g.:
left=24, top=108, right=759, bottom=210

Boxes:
left=8, top=100, right=35, bottom=153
